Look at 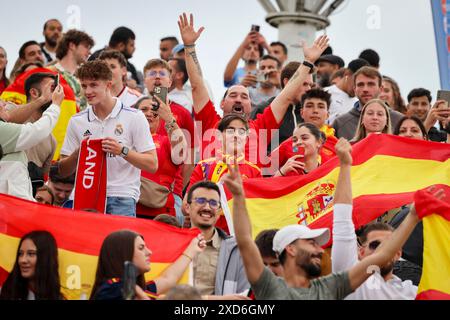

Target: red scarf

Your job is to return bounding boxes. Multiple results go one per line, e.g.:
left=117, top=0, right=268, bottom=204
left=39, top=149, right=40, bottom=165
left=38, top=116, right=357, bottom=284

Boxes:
left=74, top=139, right=107, bottom=213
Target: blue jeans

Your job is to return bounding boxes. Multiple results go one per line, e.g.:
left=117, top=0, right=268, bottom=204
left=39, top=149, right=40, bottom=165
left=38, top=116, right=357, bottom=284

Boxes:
left=173, top=194, right=184, bottom=226
left=106, top=197, right=136, bottom=217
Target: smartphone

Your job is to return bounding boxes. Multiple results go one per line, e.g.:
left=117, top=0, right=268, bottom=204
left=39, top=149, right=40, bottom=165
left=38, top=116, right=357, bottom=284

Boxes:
left=256, top=71, right=266, bottom=83
left=292, top=145, right=305, bottom=157
left=122, top=261, right=137, bottom=300
left=437, top=90, right=450, bottom=109
left=55, top=73, right=60, bottom=88
left=251, top=24, right=260, bottom=32
left=152, top=86, right=168, bottom=111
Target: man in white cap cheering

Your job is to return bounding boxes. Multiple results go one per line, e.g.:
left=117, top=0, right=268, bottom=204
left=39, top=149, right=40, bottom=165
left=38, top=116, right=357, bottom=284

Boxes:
left=222, top=138, right=427, bottom=300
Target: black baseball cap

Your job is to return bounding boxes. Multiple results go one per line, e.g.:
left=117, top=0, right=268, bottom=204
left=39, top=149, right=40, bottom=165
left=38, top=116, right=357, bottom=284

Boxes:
left=315, top=54, right=345, bottom=68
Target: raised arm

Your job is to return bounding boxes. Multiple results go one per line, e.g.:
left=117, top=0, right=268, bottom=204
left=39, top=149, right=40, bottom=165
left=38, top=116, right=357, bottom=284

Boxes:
left=331, top=138, right=359, bottom=272
left=223, top=32, right=258, bottom=85
left=154, top=96, right=188, bottom=165
left=13, top=85, right=64, bottom=151
left=177, top=13, right=209, bottom=113
left=346, top=188, right=445, bottom=292
left=154, top=234, right=206, bottom=294
left=270, top=36, right=329, bottom=124
left=5, top=80, right=54, bottom=124
left=222, top=157, right=265, bottom=284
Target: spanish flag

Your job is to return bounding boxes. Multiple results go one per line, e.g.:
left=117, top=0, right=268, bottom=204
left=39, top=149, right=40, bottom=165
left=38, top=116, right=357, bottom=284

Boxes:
left=0, top=67, right=78, bottom=160
left=0, top=194, right=198, bottom=300
left=415, top=186, right=450, bottom=300
left=224, top=134, right=450, bottom=242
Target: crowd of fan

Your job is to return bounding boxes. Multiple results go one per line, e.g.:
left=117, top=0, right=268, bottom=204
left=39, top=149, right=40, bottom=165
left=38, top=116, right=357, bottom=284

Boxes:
left=0, top=12, right=448, bottom=300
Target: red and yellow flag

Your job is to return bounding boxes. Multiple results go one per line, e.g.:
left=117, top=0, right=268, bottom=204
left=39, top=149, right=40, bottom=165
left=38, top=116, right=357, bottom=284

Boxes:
left=0, top=67, right=78, bottom=160
left=224, top=134, right=450, bottom=242
left=0, top=194, right=198, bottom=300
left=415, top=186, right=450, bottom=300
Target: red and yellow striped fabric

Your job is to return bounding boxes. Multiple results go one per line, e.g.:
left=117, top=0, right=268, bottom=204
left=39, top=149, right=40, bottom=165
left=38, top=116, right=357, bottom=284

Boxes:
left=0, top=67, right=78, bottom=160
left=225, top=134, right=450, bottom=242
left=415, top=185, right=450, bottom=300
left=0, top=194, right=199, bottom=300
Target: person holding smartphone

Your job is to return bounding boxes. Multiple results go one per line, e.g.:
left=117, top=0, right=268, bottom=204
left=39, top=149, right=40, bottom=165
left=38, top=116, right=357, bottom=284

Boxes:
left=273, top=123, right=324, bottom=177
left=90, top=229, right=206, bottom=300
left=270, top=88, right=337, bottom=177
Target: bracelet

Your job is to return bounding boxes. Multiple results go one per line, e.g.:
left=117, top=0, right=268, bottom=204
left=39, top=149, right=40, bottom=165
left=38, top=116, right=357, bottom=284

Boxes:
left=184, top=44, right=196, bottom=48
left=302, top=60, right=315, bottom=74
left=182, top=253, right=193, bottom=261
left=278, top=169, right=285, bottom=177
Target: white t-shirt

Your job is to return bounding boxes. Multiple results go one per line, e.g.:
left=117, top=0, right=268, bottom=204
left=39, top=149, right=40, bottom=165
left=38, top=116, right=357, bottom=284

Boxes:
left=325, top=85, right=358, bottom=125
left=331, top=204, right=418, bottom=300
left=117, top=86, right=141, bottom=108
left=61, top=98, right=155, bottom=201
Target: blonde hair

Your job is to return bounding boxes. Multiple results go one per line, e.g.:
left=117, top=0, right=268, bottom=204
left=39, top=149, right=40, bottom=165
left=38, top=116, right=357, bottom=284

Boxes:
left=352, top=99, right=392, bottom=143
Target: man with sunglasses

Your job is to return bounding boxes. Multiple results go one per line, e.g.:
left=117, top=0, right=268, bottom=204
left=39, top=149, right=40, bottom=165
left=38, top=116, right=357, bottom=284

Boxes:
left=185, top=181, right=249, bottom=298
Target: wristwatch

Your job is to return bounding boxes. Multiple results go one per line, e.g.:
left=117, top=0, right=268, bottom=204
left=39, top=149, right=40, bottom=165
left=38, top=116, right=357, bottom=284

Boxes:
left=120, top=146, right=129, bottom=158
left=165, top=118, right=177, bottom=131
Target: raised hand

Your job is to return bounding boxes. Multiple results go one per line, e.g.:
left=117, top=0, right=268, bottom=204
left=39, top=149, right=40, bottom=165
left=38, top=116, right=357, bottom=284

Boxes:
left=51, top=84, right=65, bottom=106
left=335, top=138, right=352, bottom=166
left=177, top=13, right=205, bottom=46
left=302, top=35, right=330, bottom=64
left=222, top=156, right=244, bottom=197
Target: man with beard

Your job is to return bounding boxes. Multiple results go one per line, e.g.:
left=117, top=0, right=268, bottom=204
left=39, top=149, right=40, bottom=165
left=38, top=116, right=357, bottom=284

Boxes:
left=90, top=27, right=144, bottom=92
left=223, top=138, right=428, bottom=300
left=243, top=55, right=282, bottom=106
left=314, top=54, right=345, bottom=88
left=50, top=29, right=95, bottom=110
left=22, top=73, right=59, bottom=194
left=178, top=13, right=329, bottom=166
left=40, top=19, right=63, bottom=64
left=0, top=83, right=64, bottom=201
left=185, top=181, right=249, bottom=298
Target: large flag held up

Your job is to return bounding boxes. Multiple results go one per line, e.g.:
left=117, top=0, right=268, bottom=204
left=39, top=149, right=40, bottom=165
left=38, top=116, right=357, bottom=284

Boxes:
left=415, top=185, right=450, bottom=300
left=0, top=67, right=78, bottom=160
left=0, top=194, right=199, bottom=300
left=223, top=134, right=450, bottom=242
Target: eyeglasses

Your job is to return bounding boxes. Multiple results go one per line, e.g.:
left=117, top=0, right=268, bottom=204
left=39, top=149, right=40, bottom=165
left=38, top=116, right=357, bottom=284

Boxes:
left=189, top=197, right=221, bottom=210
left=224, top=127, right=248, bottom=136
left=367, top=240, right=381, bottom=251
left=145, top=70, right=169, bottom=78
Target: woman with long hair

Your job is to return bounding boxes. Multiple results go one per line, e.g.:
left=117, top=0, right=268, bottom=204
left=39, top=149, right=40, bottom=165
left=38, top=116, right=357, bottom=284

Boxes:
left=274, top=123, right=325, bottom=177
left=379, top=76, right=407, bottom=114
left=0, top=47, right=9, bottom=95
left=394, top=115, right=428, bottom=141
left=352, top=99, right=392, bottom=143
left=0, top=230, right=63, bottom=300
left=90, top=229, right=206, bottom=300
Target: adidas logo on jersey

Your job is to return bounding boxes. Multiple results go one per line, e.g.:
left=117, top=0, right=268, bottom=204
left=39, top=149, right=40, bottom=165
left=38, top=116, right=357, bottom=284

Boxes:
left=83, top=129, right=92, bottom=138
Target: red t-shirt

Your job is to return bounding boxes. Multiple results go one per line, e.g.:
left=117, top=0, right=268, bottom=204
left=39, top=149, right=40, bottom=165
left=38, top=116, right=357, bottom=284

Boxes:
left=137, top=133, right=180, bottom=217
left=194, top=100, right=281, bottom=167
left=269, top=133, right=338, bottom=176
left=156, top=101, right=195, bottom=197
left=187, top=156, right=261, bottom=233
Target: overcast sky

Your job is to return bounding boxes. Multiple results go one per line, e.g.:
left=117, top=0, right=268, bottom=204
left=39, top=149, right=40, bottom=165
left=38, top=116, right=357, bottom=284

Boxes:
left=1, top=0, right=441, bottom=108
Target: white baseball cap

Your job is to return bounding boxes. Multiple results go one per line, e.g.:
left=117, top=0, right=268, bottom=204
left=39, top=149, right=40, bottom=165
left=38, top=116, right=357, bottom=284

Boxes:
left=272, top=225, right=330, bottom=255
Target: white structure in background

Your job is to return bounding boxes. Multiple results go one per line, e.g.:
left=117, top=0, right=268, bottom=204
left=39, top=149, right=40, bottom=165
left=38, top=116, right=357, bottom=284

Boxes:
left=257, top=0, right=345, bottom=62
